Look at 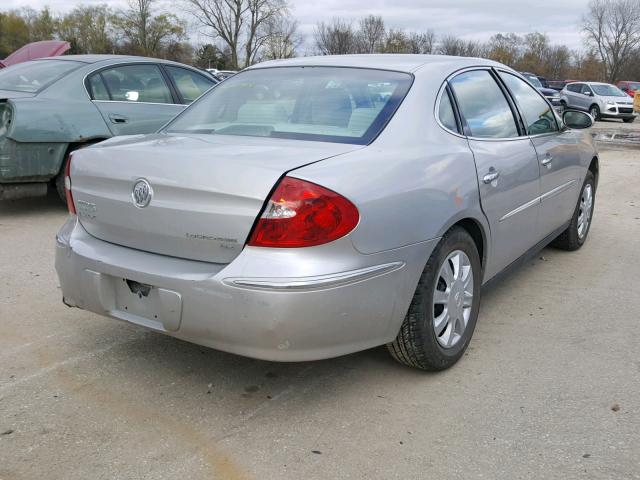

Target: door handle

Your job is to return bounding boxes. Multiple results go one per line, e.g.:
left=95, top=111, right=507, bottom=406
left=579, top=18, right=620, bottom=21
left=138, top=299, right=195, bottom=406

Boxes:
left=541, top=156, right=553, bottom=167
left=109, top=114, right=129, bottom=124
left=483, top=170, right=500, bottom=184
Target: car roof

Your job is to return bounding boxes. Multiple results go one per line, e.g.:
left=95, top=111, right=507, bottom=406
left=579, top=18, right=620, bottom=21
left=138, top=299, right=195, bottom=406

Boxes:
left=248, top=54, right=504, bottom=74
left=34, top=54, right=195, bottom=66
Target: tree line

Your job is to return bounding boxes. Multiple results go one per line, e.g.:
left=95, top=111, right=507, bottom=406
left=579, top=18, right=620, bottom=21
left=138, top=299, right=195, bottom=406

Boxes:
left=1, top=0, right=639, bottom=83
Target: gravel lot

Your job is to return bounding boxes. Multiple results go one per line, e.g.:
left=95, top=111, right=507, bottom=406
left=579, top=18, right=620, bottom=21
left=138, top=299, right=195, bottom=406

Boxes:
left=1, top=131, right=639, bottom=479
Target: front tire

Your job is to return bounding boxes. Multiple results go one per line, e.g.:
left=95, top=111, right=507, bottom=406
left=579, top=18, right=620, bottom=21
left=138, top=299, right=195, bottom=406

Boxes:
left=387, top=227, right=482, bottom=371
left=623, top=118, right=635, bottom=123
left=552, top=171, right=595, bottom=251
left=589, top=105, right=600, bottom=121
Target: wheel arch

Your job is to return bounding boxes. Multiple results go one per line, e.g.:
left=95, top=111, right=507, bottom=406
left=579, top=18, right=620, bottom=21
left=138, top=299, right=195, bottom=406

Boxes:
left=437, top=215, right=489, bottom=271
left=588, top=156, right=599, bottom=189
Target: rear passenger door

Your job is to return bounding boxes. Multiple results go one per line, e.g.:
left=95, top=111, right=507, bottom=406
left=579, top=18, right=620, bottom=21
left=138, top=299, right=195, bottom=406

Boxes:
left=86, top=63, right=186, bottom=136
left=449, top=69, right=541, bottom=279
left=565, top=84, right=582, bottom=109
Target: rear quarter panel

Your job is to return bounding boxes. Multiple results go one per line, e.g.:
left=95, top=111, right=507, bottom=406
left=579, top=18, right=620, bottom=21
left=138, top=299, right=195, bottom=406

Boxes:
left=291, top=68, right=488, bottom=256
left=3, top=64, right=112, bottom=181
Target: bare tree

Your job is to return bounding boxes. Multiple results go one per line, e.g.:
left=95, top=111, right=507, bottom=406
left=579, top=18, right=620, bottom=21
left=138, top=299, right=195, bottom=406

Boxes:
left=113, top=0, right=186, bottom=57
left=262, top=16, right=301, bottom=60
left=437, top=35, right=479, bottom=57
left=357, top=15, right=385, bottom=53
left=245, top=0, right=288, bottom=65
left=486, top=33, right=521, bottom=65
left=183, top=0, right=287, bottom=69
left=314, top=18, right=357, bottom=55
left=583, top=0, right=640, bottom=82
left=407, top=30, right=435, bottom=54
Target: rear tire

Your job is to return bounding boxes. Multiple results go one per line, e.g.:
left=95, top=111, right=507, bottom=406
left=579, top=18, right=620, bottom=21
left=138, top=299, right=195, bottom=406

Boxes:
left=589, top=105, right=600, bottom=121
left=387, top=227, right=482, bottom=371
left=54, top=155, right=69, bottom=204
left=54, top=143, right=97, bottom=204
left=552, top=171, right=595, bottom=251
left=623, top=118, right=635, bottom=123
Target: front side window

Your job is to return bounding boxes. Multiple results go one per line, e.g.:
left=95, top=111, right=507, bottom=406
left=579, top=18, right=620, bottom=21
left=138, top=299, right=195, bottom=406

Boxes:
left=95, top=64, right=173, bottom=104
left=165, top=67, right=413, bottom=145
left=567, top=84, right=581, bottom=93
left=449, top=70, right=519, bottom=139
left=165, top=66, right=215, bottom=103
left=500, top=72, right=558, bottom=135
left=0, top=59, right=83, bottom=93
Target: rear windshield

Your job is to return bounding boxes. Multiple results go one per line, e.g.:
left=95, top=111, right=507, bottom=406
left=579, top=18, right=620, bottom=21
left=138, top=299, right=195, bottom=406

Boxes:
left=0, top=59, right=83, bottom=93
left=592, top=84, right=627, bottom=97
left=164, top=67, right=413, bottom=144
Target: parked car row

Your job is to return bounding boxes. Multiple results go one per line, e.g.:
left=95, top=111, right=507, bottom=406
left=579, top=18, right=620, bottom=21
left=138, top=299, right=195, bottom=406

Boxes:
left=0, top=55, right=218, bottom=200
left=521, top=71, right=638, bottom=122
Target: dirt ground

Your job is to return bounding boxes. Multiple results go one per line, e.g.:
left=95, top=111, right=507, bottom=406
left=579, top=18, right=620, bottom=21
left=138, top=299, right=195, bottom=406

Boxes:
left=1, top=137, right=639, bottom=479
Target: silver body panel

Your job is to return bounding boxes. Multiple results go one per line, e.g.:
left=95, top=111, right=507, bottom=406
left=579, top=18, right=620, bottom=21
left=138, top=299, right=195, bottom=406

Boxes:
left=56, top=55, right=598, bottom=362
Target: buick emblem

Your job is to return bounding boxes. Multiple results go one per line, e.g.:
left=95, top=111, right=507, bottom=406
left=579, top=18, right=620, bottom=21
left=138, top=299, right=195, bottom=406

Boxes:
left=132, top=179, right=153, bottom=208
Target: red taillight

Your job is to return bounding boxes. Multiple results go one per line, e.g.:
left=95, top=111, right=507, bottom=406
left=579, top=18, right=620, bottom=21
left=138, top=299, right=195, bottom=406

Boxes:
left=64, top=153, right=76, bottom=215
left=247, top=176, right=359, bottom=248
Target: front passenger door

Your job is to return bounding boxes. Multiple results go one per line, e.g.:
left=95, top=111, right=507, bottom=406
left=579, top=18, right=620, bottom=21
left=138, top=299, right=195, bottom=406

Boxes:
left=450, top=70, right=541, bottom=280
left=87, top=63, right=185, bottom=136
left=499, top=71, right=581, bottom=238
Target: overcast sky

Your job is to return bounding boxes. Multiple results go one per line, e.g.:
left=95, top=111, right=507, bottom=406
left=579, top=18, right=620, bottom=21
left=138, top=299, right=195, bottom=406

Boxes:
left=3, top=0, right=589, bottom=52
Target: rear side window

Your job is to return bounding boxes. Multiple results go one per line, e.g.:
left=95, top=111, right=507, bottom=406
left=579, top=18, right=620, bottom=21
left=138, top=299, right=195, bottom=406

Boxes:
left=165, top=66, right=214, bottom=103
left=88, top=75, right=110, bottom=100
left=450, top=70, right=519, bottom=139
left=499, top=72, right=558, bottom=135
left=438, top=89, right=458, bottom=133
left=92, top=64, right=173, bottom=104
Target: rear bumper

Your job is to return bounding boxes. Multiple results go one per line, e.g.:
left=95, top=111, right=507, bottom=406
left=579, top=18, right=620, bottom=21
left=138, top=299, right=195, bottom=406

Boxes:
left=55, top=217, right=436, bottom=361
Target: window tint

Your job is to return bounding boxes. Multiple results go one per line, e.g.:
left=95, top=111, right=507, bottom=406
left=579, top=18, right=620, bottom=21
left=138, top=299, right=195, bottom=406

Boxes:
left=165, top=66, right=214, bottom=103
left=580, top=84, right=593, bottom=95
left=500, top=72, right=558, bottom=135
left=88, top=74, right=109, bottom=100
left=449, top=70, right=518, bottom=139
left=165, top=67, right=413, bottom=145
left=99, top=64, right=173, bottom=104
left=567, top=84, right=581, bottom=93
left=438, top=89, right=458, bottom=132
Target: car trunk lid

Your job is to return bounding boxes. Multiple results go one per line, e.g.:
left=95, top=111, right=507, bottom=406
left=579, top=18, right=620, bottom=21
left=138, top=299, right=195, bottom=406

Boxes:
left=71, top=133, right=361, bottom=263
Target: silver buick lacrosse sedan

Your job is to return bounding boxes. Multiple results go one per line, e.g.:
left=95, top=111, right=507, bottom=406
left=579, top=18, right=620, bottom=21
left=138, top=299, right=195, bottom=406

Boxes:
left=55, top=55, right=598, bottom=370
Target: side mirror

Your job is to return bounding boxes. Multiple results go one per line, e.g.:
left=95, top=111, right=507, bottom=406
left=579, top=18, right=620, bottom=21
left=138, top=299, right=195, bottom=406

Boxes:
left=584, top=91, right=593, bottom=97
left=125, top=91, right=139, bottom=102
left=563, top=110, right=594, bottom=129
